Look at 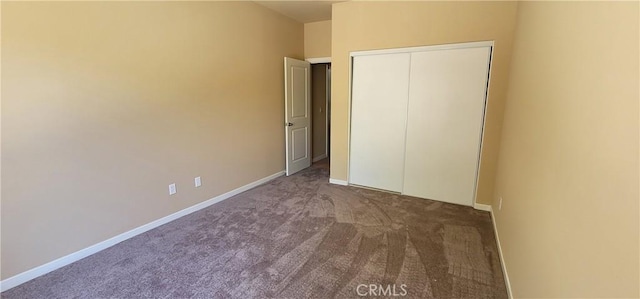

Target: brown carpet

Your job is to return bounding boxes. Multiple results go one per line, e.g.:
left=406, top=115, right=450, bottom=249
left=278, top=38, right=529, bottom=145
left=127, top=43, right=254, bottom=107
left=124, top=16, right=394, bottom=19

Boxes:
left=1, top=160, right=507, bottom=298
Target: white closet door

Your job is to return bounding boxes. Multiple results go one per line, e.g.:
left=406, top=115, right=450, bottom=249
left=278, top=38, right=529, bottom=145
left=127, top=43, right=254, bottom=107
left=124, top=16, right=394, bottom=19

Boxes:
left=349, top=53, right=411, bottom=192
left=403, top=47, right=491, bottom=206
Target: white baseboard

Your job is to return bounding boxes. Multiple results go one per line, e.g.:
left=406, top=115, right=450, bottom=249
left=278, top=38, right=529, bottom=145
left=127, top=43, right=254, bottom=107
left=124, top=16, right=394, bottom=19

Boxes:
left=329, top=178, right=348, bottom=186
left=488, top=206, right=513, bottom=299
left=0, top=170, right=285, bottom=292
left=312, top=154, right=328, bottom=162
left=474, top=203, right=492, bottom=212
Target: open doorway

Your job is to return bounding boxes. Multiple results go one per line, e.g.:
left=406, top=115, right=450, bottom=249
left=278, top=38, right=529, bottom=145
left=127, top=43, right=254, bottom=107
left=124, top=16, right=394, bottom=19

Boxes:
left=311, top=63, right=331, bottom=164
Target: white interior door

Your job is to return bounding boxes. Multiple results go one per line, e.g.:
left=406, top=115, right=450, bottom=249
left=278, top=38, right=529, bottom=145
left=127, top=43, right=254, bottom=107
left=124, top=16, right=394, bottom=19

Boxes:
left=284, top=57, right=311, bottom=176
left=349, top=53, right=411, bottom=192
left=403, top=47, right=491, bottom=206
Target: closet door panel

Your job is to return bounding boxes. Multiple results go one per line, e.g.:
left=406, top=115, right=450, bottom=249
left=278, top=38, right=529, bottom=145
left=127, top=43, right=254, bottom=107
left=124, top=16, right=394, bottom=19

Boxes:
left=349, top=53, right=411, bottom=192
left=403, top=47, right=491, bottom=205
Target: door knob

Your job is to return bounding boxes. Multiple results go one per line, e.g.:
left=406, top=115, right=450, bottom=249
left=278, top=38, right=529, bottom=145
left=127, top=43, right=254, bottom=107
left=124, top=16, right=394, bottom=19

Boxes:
left=286, top=122, right=294, bottom=126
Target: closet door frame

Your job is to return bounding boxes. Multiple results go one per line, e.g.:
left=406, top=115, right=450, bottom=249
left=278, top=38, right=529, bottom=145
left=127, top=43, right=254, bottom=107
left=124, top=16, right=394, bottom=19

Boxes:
left=347, top=41, right=494, bottom=207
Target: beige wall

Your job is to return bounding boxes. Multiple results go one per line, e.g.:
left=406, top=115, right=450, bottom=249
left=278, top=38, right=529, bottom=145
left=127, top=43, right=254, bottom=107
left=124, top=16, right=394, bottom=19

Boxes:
left=1, top=2, right=303, bottom=279
left=0, top=1, right=3, bottom=278
left=304, top=20, right=332, bottom=59
left=311, top=64, right=328, bottom=160
left=493, top=2, right=639, bottom=297
left=330, top=1, right=518, bottom=204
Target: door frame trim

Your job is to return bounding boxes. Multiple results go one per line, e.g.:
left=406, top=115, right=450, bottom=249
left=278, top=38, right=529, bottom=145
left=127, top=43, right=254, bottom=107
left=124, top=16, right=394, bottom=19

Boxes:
left=306, top=57, right=331, bottom=64
left=350, top=41, right=494, bottom=57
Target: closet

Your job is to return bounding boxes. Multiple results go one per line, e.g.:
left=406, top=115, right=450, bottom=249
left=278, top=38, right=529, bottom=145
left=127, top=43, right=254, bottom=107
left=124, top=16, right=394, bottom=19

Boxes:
left=349, top=42, right=492, bottom=206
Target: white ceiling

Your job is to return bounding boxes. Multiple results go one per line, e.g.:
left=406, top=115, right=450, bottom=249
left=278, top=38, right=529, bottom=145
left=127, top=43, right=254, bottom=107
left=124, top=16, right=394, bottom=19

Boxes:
left=254, top=1, right=343, bottom=23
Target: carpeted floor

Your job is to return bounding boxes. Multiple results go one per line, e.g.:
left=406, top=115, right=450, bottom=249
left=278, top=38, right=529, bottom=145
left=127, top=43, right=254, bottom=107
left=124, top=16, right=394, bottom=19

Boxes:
left=2, top=160, right=507, bottom=298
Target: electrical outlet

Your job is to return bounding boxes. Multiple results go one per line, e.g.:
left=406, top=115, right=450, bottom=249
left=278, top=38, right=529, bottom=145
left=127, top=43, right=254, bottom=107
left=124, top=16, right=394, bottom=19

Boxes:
left=169, top=183, right=177, bottom=195
left=195, top=176, right=202, bottom=188
left=499, top=197, right=503, bottom=210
